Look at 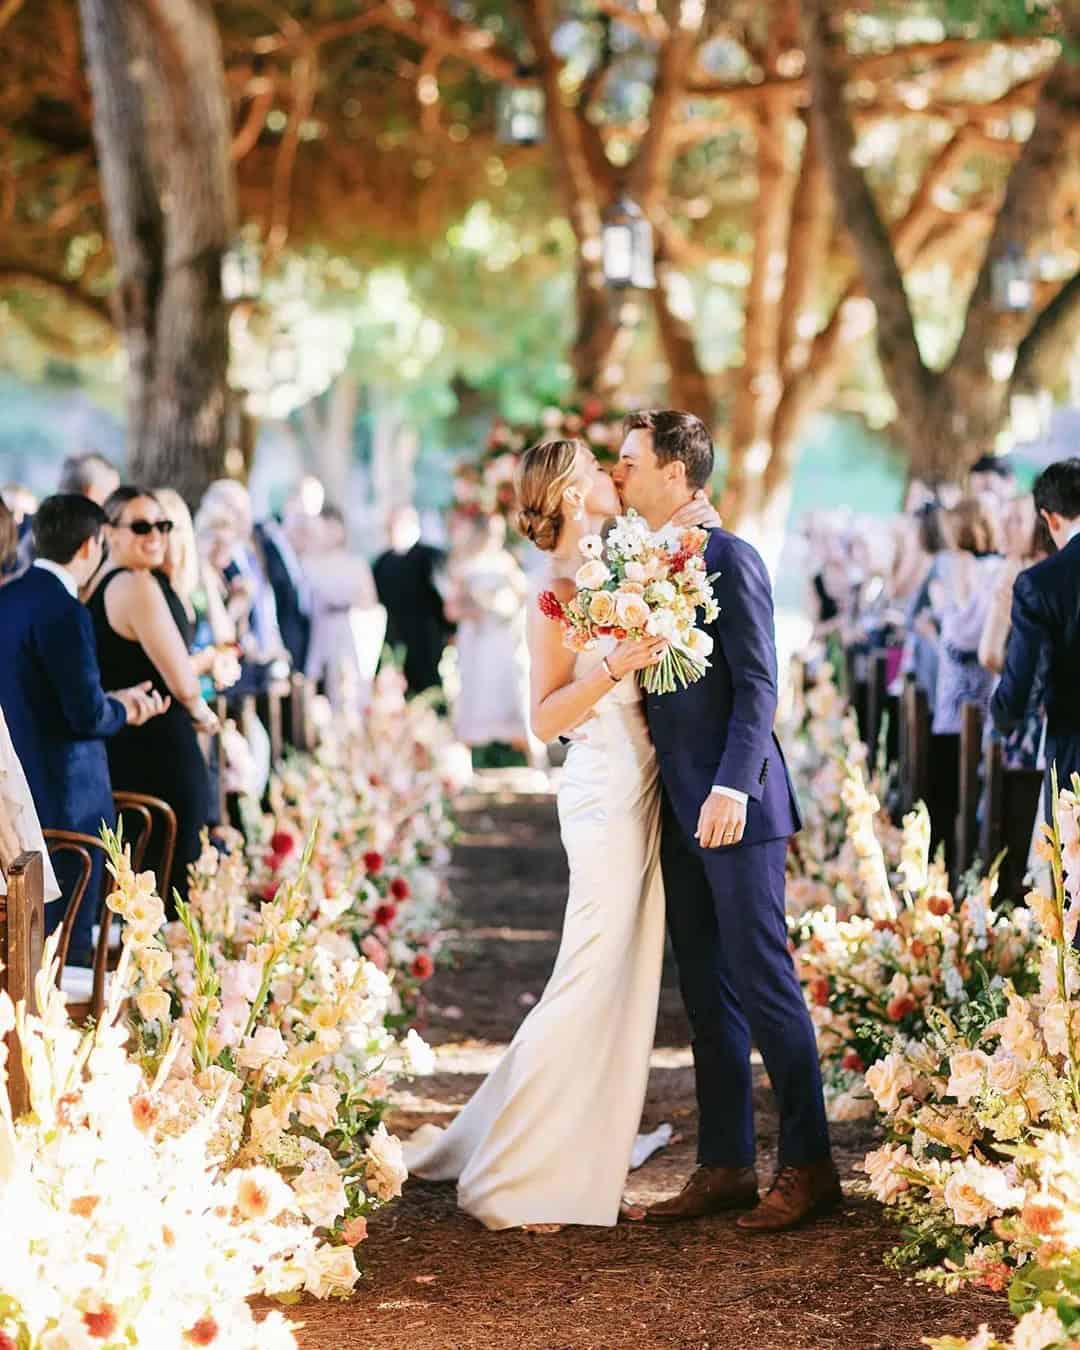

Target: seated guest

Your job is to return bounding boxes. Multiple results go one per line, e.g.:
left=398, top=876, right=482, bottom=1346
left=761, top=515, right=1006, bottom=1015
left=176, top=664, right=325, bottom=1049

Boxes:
left=0, top=495, right=165, bottom=962
left=969, top=453, right=1017, bottom=505
left=86, top=487, right=218, bottom=907
left=993, top=459, right=1080, bottom=818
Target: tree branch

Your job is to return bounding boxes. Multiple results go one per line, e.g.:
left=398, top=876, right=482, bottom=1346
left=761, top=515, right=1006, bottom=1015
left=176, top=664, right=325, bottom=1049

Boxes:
left=1011, top=270, right=1080, bottom=394
left=628, top=1, right=705, bottom=211
left=0, top=260, right=114, bottom=326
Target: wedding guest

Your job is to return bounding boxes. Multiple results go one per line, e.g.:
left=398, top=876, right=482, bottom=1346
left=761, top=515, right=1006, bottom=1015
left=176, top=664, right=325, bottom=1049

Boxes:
left=969, top=452, right=1017, bottom=505
left=156, top=488, right=240, bottom=686
left=903, top=502, right=948, bottom=702
left=993, top=458, right=1080, bottom=818
left=197, top=479, right=286, bottom=667
left=373, top=505, right=453, bottom=696
left=87, top=486, right=218, bottom=907
left=304, top=503, right=383, bottom=712
left=447, top=513, right=531, bottom=755
left=0, top=499, right=15, bottom=579
left=0, top=494, right=165, bottom=961
left=57, top=450, right=120, bottom=506
left=255, top=498, right=312, bottom=675
left=926, top=498, right=1003, bottom=860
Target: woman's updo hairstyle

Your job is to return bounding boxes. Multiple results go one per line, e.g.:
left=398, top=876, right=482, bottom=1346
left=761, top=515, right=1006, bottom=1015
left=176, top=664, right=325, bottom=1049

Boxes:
left=514, top=438, right=581, bottom=552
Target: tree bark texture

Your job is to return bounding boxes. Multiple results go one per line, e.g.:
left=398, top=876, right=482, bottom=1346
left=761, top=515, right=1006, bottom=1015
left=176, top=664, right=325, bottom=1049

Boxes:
left=78, top=0, right=235, bottom=506
left=803, top=0, right=1080, bottom=482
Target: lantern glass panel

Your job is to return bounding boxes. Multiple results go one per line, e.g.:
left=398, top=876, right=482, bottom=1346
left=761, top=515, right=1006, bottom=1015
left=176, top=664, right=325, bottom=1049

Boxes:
left=603, top=222, right=634, bottom=287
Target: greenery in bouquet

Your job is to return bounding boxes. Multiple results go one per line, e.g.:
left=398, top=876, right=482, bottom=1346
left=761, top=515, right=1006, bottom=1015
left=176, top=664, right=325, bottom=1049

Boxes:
left=452, top=400, right=625, bottom=523
left=858, top=775, right=1080, bottom=1304
left=539, top=510, right=719, bottom=695
left=792, top=759, right=1040, bottom=1122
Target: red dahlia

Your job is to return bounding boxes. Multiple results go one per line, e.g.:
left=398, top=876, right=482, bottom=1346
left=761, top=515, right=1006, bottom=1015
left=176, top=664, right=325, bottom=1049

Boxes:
left=412, top=953, right=434, bottom=979
left=538, top=590, right=565, bottom=622
left=374, top=903, right=397, bottom=927
left=269, top=830, right=296, bottom=857
left=390, top=877, right=411, bottom=901
left=363, top=850, right=384, bottom=873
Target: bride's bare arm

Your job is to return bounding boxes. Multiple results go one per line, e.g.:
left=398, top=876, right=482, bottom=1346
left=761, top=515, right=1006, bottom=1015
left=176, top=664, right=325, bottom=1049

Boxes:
left=528, top=579, right=666, bottom=744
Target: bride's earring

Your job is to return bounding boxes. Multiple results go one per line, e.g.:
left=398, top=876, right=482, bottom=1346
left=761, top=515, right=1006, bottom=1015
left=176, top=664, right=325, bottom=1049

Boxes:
left=567, top=489, right=585, bottom=522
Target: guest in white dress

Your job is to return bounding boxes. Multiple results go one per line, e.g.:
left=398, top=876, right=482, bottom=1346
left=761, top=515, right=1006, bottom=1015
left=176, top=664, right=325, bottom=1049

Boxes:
left=304, top=504, right=385, bottom=714
left=447, top=515, right=531, bottom=752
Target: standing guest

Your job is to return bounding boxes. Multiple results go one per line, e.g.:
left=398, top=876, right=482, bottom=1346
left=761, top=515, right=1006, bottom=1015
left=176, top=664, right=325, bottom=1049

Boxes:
left=373, top=505, right=453, bottom=697
left=86, top=487, right=218, bottom=907
left=903, top=502, right=948, bottom=703
left=197, top=479, right=286, bottom=666
left=304, top=503, right=383, bottom=712
left=447, top=513, right=532, bottom=757
left=969, top=453, right=1017, bottom=505
left=0, top=495, right=165, bottom=962
left=993, top=459, right=1080, bottom=816
left=255, top=501, right=312, bottom=675
left=926, top=498, right=1003, bottom=862
left=58, top=451, right=120, bottom=506
left=0, top=499, right=16, bottom=579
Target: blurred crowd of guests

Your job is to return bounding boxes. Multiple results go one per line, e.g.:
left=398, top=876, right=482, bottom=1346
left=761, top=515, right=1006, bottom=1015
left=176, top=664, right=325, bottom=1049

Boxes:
left=0, top=451, right=540, bottom=970
left=803, top=452, right=1080, bottom=863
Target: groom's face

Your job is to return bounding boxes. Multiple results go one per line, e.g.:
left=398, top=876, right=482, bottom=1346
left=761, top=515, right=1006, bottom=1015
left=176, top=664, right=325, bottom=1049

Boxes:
left=614, top=429, right=667, bottom=523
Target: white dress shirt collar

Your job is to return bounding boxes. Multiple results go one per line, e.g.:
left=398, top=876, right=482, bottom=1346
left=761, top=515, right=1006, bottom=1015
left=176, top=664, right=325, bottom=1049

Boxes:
left=33, top=558, right=78, bottom=599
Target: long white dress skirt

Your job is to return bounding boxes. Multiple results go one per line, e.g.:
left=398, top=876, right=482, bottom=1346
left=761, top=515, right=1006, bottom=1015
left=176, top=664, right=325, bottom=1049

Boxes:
left=403, top=674, right=665, bottom=1229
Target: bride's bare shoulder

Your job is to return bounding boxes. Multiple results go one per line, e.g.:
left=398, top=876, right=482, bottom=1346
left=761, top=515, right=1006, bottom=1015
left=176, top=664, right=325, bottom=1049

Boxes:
left=528, top=574, right=576, bottom=605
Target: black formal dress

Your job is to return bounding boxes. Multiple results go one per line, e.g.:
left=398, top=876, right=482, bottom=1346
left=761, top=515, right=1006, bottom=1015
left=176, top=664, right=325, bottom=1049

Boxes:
left=372, top=543, right=453, bottom=695
left=88, top=569, right=210, bottom=906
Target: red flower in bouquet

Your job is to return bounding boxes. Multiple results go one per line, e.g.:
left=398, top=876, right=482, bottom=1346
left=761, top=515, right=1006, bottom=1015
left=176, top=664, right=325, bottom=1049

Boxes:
left=809, top=976, right=831, bottom=1007
left=184, top=1317, right=220, bottom=1346
left=538, top=590, right=565, bottom=624
left=842, top=1050, right=865, bottom=1073
left=390, top=877, right=411, bottom=901
left=374, top=903, right=397, bottom=928
left=363, top=850, right=384, bottom=874
left=887, top=993, right=917, bottom=1021
left=412, top=953, right=434, bottom=980
left=83, top=1306, right=119, bottom=1339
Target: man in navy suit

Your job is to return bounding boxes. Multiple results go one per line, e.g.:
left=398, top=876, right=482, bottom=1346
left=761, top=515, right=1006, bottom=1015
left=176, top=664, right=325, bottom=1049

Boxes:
left=612, top=411, right=836, bottom=1232
left=0, top=494, right=165, bottom=963
left=992, top=458, right=1080, bottom=814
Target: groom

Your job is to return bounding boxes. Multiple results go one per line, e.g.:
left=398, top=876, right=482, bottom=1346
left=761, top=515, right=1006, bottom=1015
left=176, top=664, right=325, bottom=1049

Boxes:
left=612, top=410, right=838, bottom=1232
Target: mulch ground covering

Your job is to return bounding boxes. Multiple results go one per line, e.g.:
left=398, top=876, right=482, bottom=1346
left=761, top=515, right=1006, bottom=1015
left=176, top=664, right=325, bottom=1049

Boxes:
left=291, top=782, right=1009, bottom=1350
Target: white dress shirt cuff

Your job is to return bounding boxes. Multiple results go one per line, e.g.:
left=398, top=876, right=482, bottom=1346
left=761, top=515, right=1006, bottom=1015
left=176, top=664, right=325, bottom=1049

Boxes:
left=711, top=786, right=748, bottom=805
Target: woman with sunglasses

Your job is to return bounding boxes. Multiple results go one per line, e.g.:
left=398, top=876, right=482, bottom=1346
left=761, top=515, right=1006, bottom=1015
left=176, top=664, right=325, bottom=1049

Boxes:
left=86, top=486, right=218, bottom=906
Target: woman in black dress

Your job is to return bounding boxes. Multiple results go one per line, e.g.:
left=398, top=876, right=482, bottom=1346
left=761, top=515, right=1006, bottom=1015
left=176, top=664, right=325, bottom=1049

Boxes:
left=87, top=487, right=218, bottom=906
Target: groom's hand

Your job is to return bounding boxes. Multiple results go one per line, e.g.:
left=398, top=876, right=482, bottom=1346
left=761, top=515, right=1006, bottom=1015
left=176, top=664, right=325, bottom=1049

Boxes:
left=696, top=793, right=746, bottom=849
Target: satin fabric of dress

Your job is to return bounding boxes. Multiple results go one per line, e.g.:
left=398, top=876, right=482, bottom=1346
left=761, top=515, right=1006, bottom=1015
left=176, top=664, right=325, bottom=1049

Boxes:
left=403, top=653, right=666, bottom=1229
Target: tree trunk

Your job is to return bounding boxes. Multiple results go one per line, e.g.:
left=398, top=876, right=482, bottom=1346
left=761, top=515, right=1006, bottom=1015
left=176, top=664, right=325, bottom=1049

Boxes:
left=315, top=374, right=359, bottom=507
left=78, top=0, right=235, bottom=506
left=651, top=259, right=715, bottom=427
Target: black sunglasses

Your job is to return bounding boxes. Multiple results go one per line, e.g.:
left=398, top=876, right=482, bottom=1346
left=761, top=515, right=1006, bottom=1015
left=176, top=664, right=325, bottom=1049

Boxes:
left=114, top=519, right=174, bottom=536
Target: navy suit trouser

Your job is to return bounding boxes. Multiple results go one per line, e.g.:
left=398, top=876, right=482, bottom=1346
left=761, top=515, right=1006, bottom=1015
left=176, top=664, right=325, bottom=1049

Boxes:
left=660, top=796, right=830, bottom=1169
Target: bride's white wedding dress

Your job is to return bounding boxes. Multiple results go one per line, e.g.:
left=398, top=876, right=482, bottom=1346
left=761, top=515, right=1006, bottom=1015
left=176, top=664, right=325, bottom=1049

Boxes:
left=403, top=649, right=666, bottom=1229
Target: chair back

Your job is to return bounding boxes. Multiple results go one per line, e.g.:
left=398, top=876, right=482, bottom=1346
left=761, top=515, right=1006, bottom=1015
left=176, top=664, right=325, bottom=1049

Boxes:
left=954, top=701, right=984, bottom=879
left=113, top=791, right=178, bottom=902
left=980, top=739, right=1044, bottom=902
left=42, top=829, right=110, bottom=1020
left=898, top=675, right=930, bottom=815
left=1, top=850, right=44, bottom=1117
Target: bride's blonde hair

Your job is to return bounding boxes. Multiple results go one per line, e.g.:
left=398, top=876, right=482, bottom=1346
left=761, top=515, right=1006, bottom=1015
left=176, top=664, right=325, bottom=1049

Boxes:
left=514, top=438, right=581, bottom=552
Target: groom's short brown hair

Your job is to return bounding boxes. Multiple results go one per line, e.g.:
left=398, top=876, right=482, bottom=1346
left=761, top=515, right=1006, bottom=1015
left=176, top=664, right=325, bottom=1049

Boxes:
left=622, top=410, right=714, bottom=490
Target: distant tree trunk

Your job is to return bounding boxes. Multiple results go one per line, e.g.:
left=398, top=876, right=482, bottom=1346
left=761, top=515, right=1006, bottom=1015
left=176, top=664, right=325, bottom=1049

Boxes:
left=78, top=0, right=235, bottom=505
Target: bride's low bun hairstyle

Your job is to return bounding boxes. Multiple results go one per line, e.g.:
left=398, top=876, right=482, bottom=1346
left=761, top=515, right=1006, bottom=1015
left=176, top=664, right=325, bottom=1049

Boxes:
left=514, top=438, right=581, bottom=552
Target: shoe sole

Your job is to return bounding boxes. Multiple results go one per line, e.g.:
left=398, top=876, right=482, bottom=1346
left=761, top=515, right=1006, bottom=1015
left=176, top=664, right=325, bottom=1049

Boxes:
left=644, top=1191, right=760, bottom=1223
left=736, top=1188, right=843, bottom=1233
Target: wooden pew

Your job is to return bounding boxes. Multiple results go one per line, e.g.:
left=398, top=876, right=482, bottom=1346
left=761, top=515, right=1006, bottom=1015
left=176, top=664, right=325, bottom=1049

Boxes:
left=1, top=850, right=44, bottom=1118
left=866, top=648, right=890, bottom=759
left=981, top=738, right=1043, bottom=903
left=898, top=675, right=930, bottom=816
left=954, top=701, right=984, bottom=879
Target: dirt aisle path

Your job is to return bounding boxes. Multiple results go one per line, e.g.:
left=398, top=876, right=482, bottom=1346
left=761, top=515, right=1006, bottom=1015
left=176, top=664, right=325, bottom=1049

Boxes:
left=294, top=784, right=1005, bottom=1350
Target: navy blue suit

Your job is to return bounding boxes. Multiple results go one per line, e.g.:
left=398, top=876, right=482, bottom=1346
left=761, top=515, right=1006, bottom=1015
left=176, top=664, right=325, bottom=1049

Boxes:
left=992, top=533, right=1080, bottom=813
left=255, top=520, right=310, bottom=673
left=645, top=529, right=829, bottom=1169
left=0, top=566, right=125, bottom=957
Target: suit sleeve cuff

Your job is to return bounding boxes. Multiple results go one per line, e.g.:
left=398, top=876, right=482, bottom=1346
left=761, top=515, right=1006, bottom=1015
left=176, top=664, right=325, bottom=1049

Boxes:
left=711, top=785, right=748, bottom=806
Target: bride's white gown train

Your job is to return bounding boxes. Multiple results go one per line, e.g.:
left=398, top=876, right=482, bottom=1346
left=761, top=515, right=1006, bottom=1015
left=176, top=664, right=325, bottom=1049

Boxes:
left=403, top=656, right=666, bottom=1229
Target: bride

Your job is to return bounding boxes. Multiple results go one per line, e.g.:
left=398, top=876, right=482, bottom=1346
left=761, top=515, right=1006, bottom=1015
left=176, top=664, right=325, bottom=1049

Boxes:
left=403, top=437, right=718, bottom=1230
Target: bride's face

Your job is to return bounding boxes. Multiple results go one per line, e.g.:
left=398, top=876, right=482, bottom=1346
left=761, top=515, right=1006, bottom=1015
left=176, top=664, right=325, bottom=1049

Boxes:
left=576, top=446, right=620, bottom=519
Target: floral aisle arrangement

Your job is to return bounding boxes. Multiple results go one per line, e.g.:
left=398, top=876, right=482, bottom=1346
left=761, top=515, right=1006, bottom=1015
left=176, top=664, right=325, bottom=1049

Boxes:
left=855, top=778, right=1080, bottom=1346
left=0, top=940, right=301, bottom=1348
left=781, top=662, right=903, bottom=921
left=792, top=760, right=1040, bottom=1121
left=452, top=401, right=624, bottom=523
left=539, top=511, right=719, bottom=694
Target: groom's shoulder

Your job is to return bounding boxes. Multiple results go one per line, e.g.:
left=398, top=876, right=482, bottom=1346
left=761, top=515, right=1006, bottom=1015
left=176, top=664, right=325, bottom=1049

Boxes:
left=705, top=527, right=766, bottom=574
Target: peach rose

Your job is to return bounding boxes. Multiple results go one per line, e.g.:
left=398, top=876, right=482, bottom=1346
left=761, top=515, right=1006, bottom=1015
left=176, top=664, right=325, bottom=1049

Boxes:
left=614, top=592, right=650, bottom=630
left=575, top=559, right=611, bottom=590
left=588, top=591, right=616, bottom=625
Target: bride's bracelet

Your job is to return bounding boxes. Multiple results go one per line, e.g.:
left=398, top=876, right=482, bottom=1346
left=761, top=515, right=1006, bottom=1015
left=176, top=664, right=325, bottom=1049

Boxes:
left=601, top=657, right=619, bottom=684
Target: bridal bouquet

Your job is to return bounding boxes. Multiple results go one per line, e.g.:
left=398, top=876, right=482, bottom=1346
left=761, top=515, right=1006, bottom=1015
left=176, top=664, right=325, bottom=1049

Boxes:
left=539, top=510, right=719, bottom=694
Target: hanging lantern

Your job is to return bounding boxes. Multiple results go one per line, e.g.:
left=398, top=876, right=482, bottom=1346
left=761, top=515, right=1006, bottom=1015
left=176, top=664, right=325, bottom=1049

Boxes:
left=497, top=84, right=545, bottom=146
left=221, top=237, right=262, bottom=303
left=991, top=243, right=1033, bottom=313
left=602, top=196, right=655, bottom=290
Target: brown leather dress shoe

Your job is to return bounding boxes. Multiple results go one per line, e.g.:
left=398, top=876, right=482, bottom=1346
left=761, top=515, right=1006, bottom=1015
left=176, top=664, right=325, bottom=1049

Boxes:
left=736, top=1160, right=842, bottom=1232
left=645, top=1166, right=759, bottom=1222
